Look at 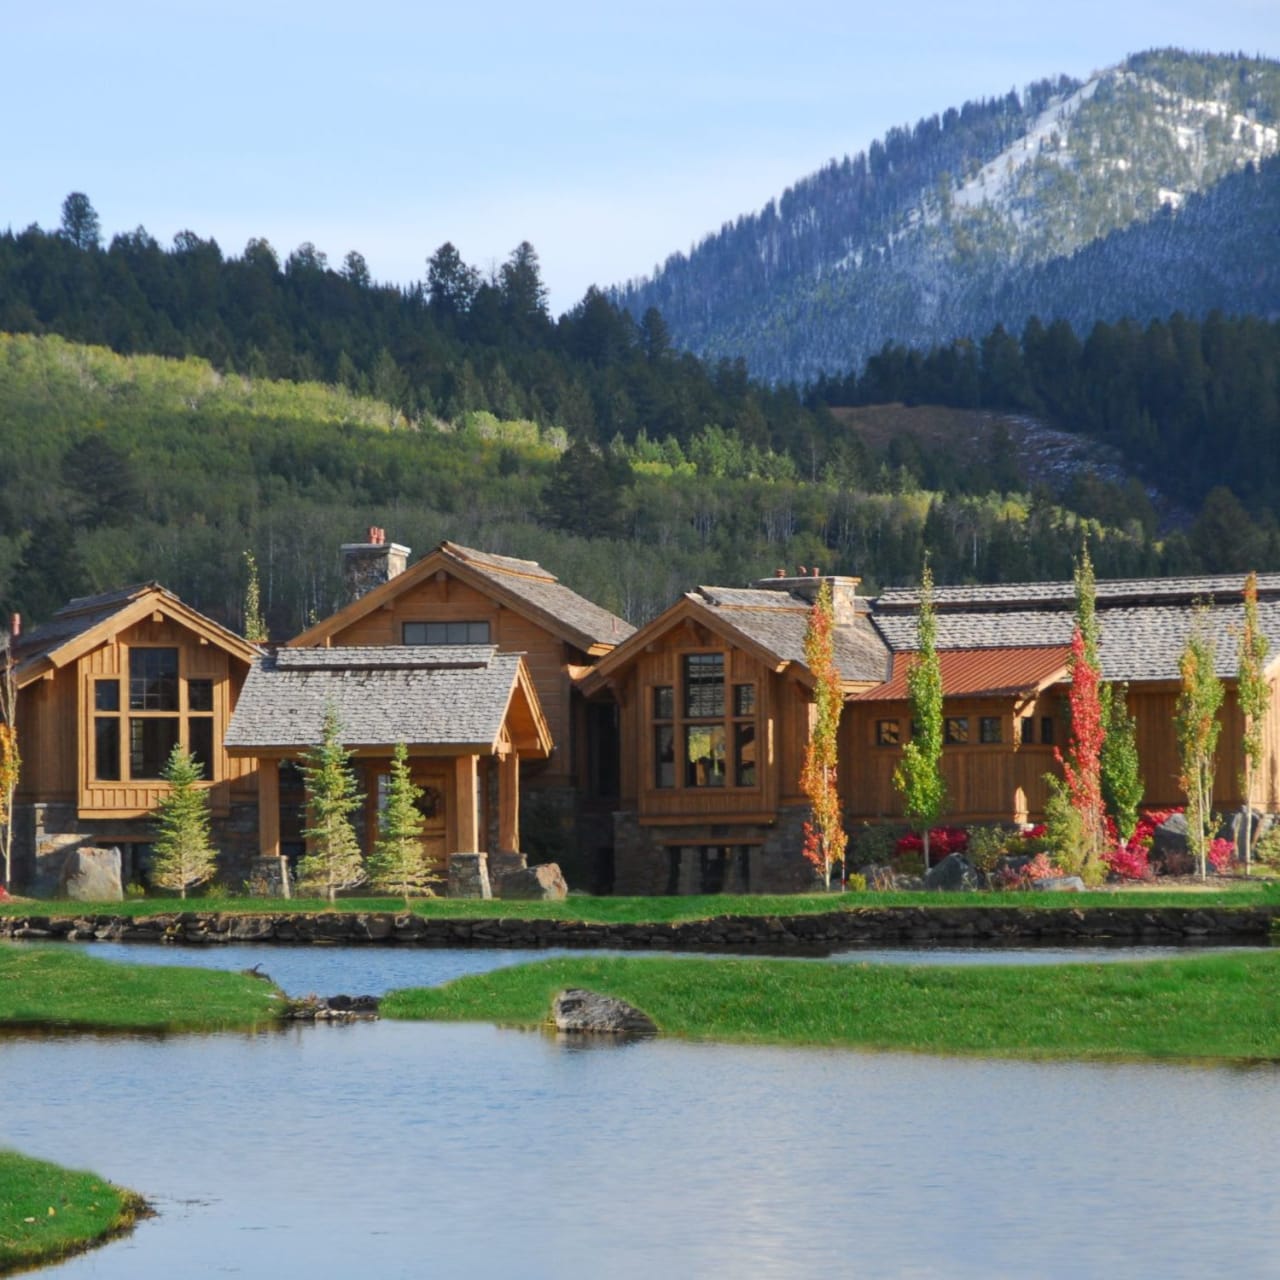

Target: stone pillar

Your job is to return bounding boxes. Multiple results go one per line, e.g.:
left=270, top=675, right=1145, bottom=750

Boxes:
left=447, top=851, right=491, bottom=899
left=455, top=754, right=479, bottom=852
left=498, top=750, right=520, bottom=853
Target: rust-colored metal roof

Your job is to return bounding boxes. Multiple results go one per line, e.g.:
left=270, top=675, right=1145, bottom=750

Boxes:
left=850, top=645, right=1070, bottom=702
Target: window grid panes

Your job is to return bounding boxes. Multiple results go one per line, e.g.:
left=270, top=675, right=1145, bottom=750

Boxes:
left=402, top=621, right=491, bottom=646
left=876, top=719, right=900, bottom=747
left=979, top=716, right=1002, bottom=744
left=944, top=717, right=969, bottom=745
left=683, top=654, right=724, bottom=719
left=129, top=648, right=179, bottom=711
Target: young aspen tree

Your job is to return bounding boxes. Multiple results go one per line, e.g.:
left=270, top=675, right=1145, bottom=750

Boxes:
left=298, top=704, right=366, bottom=902
left=1237, top=573, right=1271, bottom=870
left=0, top=626, right=20, bottom=892
left=799, top=580, right=847, bottom=889
left=1176, top=616, right=1224, bottom=880
left=894, top=561, right=945, bottom=869
left=242, top=551, right=268, bottom=645
left=151, top=745, right=218, bottom=898
left=367, top=743, right=436, bottom=906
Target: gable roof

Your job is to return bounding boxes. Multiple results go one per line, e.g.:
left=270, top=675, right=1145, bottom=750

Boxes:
left=289, top=540, right=634, bottom=655
left=582, top=583, right=890, bottom=693
left=851, top=646, right=1071, bottom=702
left=13, top=582, right=260, bottom=687
left=871, top=572, right=1280, bottom=683
left=225, top=645, right=551, bottom=757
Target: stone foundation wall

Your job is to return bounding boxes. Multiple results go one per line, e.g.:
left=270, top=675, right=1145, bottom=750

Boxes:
left=2, top=905, right=1274, bottom=949
left=612, top=806, right=823, bottom=895
left=14, top=799, right=260, bottom=896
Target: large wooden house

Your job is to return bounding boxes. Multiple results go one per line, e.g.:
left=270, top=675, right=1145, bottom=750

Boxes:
left=856, top=574, right=1280, bottom=822
left=580, top=573, right=887, bottom=893
left=9, top=584, right=261, bottom=892
left=286, top=534, right=633, bottom=883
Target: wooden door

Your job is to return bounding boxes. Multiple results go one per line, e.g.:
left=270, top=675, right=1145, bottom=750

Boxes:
left=412, top=765, right=450, bottom=879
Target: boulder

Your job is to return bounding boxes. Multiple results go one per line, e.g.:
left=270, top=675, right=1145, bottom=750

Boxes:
left=923, top=853, right=981, bottom=892
left=552, top=988, right=657, bottom=1035
left=57, top=847, right=124, bottom=902
left=1152, top=813, right=1189, bottom=859
left=1030, top=876, right=1086, bottom=892
left=498, top=862, right=568, bottom=901
left=862, top=864, right=896, bottom=891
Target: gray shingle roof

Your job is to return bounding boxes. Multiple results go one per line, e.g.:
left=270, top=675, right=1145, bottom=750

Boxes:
left=443, top=542, right=634, bottom=650
left=871, top=582, right=1280, bottom=682
left=225, top=648, right=522, bottom=750
left=691, top=587, right=890, bottom=683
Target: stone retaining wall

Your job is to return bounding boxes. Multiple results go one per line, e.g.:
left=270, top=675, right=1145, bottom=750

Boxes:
left=1, top=906, right=1276, bottom=950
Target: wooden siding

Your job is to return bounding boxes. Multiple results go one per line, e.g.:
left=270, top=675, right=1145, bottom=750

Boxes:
left=321, top=573, right=575, bottom=785
left=17, top=614, right=252, bottom=819
left=616, top=628, right=801, bottom=824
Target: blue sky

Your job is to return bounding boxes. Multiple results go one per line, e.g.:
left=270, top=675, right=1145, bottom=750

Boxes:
left=4, top=1, right=1276, bottom=314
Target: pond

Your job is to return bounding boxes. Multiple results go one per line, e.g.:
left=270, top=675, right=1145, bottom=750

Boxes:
left=6, top=1012, right=1279, bottom=1279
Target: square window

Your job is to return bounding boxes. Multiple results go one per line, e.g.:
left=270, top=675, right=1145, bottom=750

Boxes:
left=684, top=724, right=726, bottom=787
left=95, top=679, right=120, bottom=712
left=980, top=716, right=1002, bottom=744
left=944, top=717, right=969, bottom=745
left=876, top=719, right=901, bottom=747
left=683, top=654, right=724, bottom=718
left=130, top=717, right=179, bottom=778
left=129, top=649, right=179, bottom=711
left=188, top=678, right=214, bottom=712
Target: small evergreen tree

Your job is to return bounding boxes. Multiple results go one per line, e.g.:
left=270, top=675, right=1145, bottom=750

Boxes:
left=1237, top=572, right=1271, bottom=869
left=894, top=561, right=946, bottom=868
left=298, top=704, right=366, bottom=902
left=243, top=550, right=267, bottom=644
left=150, top=745, right=218, bottom=898
left=1100, top=683, right=1143, bottom=842
left=799, top=581, right=847, bottom=889
left=366, top=743, right=436, bottom=905
left=1176, top=618, right=1224, bottom=880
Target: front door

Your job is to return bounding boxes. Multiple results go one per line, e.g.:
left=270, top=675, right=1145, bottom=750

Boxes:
left=411, top=766, right=449, bottom=880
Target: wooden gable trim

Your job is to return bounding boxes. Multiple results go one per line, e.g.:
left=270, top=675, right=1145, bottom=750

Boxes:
left=501, top=658, right=553, bottom=759
left=287, top=544, right=616, bottom=655
left=580, top=596, right=787, bottom=697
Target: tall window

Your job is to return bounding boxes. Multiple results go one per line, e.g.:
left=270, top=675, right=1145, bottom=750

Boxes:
left=651, top=654, right=758, bottom=791
left=129, top=648, right=180, bottom=778
left=403, top=621, right=490, bottom=645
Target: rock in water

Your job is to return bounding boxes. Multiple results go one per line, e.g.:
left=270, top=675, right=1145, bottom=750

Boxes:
left=57, top=847, right=124, bottom=901
left=499, top=863, right=568, bottom=900
left=552, top=988, right=657, bottom=1035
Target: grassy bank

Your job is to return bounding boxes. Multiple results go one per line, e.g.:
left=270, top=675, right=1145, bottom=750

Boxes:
left=0, top=945, right=282, bottom=1032
left=382, top=950, right=1280, bottom=1061
left=1, top=884, right=1275, bottom=923
left=0, top=1150, right=146, bottom=1275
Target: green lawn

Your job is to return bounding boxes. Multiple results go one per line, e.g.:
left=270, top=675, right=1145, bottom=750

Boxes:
left=382, top=949, right=1280, bottom=1061
left=1, top=883, right=1275, bottom=923
left=0, top=1150, right=145, bottom=1275
left=0, top=945, right=282, bottom=1032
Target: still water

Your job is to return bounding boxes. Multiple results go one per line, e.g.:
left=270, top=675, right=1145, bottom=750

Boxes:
left=4, top=945, right=1278, bottom=1278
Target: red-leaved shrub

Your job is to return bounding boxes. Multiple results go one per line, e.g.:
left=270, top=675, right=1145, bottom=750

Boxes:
left=1208, top=837, right=1235, bottom=874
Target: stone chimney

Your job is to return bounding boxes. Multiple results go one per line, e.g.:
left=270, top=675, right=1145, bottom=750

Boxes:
left=340, top=527, right=409, bottom=604
left=751, top=569, right=861, bottom=627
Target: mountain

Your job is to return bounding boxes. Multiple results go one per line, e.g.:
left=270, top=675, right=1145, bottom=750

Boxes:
left=612, top=50, right=1280, bottom=383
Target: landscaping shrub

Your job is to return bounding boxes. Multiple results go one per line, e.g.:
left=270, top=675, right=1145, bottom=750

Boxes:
left=1208, top=837, right=1236, bottom=875
left=848, top=822, right=905, bottom=870
left=965, top=825, right=1011, bottom=872
left=1255, top=826, right=1280, bottom=870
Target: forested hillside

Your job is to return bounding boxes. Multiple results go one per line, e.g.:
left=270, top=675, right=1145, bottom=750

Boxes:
left=3, top=334, right=1260, bottom=636
left=614, top=50, right=1280, bottom=382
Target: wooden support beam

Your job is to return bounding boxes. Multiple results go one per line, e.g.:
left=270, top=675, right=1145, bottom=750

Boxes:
left=258, top=759, right=280, bottom=859
left=455, top=754, right=479, bottom=852
left=499, top=750, right=519, bottom=853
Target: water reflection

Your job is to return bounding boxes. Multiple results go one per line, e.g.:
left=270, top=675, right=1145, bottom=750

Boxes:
left=4, top=1021, right=1278, bottom=1279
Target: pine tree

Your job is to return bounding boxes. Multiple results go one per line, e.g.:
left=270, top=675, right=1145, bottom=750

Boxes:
left=799, top=581, right=847, bottom=889
left=1237, top=572, right=1270, bottom=869
left=242, top=550, right=267, bottom=644
left=298, top=704, right=366, bottom=902
left=1176, top=617, right=1224, bottom=880
left=366, top=743, right=436, bottom=905
left=894, top=561, right=946, bottom=868
left=150, top=745, right=218, bottom=898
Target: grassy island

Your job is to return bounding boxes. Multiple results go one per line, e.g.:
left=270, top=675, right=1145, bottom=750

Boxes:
left=0, top=1150, right=147, bottom=1276
left=0, top=945, right=282, bottom=1033
left=383, top=950, right=1280, bottom=1061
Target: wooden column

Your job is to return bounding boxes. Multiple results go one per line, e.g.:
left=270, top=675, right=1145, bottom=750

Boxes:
left=499, top=750, right=520, bottom=853
left=455, top=754, right=479, bottom=851
left=258, top=759, right=280, bottom=858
